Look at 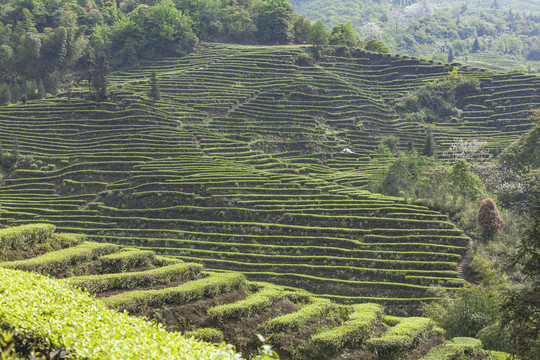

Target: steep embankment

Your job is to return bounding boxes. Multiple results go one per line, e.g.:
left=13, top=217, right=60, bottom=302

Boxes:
left=0, top=43, right=539, bottom=311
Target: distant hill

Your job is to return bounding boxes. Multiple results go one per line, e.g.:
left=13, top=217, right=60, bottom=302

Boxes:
left=288, top=0, right=540, bottom=72
left=0, top=43, right=539, bottom=314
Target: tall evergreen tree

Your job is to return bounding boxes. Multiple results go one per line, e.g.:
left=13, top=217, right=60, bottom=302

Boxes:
left=501, top=199, right=540, bottom=360
left=149, top=72, right=160, bottom=102
left=422, top=130, right=436, bottom=157
left=448, top=47, right=455, bottom=63
left=88, top=54, right=109, bottom=101
left=472, top=37, right=480, bottom=53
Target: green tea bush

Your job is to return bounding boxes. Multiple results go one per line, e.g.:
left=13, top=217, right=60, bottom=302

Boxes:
left=99, top=249, right=156, bottom=273
left=311, top=303, right=383, bottom=352
left=0, top=224, right=56, bottom=261
left=183, top=328, right=224, bottom=343
left=367, top=317, right=441, bottom=359
left=0, top=242, right=119, bottom=277
left=260, top=298, right=332, bottom=333
left=104, top=272, right=247, bottom=312
left=65, top=262, right=203, bottom=294
left=207, top=285, right=292, bottom=321
left=420, top=337, right=482, bottom=360
left=0, top=268, right=240, bottom=359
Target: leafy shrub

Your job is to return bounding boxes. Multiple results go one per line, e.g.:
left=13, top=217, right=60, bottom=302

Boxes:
left=0, top=268, right=240, bottom=359
left=66, top=262, right=203, bottom=294
left=99, top=249, right=156, bottom=273
left=477, top=198, right=505, bottom=241
left=422, top=284, right=501, bottom=341
left=261, top=298, right=332, bottom=333
left=420, top=337, right=482, bottom=360
left=0, top=224, right=57, bottom=261
left=207, top=285, right=293, bottom=321
left=104, top=272, right=247, bottom=312
left=367, top=317, right=441, bottom=359
left=311, top=303, right=383, bottom=353
left=183, top=328, right=224, bottom=343
left=0, top=242, right=119, bottom=277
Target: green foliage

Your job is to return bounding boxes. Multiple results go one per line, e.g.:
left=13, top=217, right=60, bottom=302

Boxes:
left=0, top=0, right=326, bottom=101
left=99, top=248, right=155, bottom=273
left=0, top=224, right=58, bottom=262
left=257, top=0, right=293, bottom=45
left=329, top=22, right=359, bottom=47
left=288, top=0, right=540, bottom=71
left=208, top=285, right=293, bottom=321
left=0, top=330, right=17, bottom=360
left=0, top=268, right=241, bottom=359
left=148, top=71, right=160, bottom=102
left=367, top=317, right=441, bottom=359
left=183, top=328, right=224, bottom=343
left=87, top=53, right=109, bottom=101
left=66, top=262, right=203, bottom=294
left=311, top=303, right=383, bottom=352
left=0, top=241, right=118, bottom=277
left=422, top=283, right=506, bottom=350
left=370, top=151, right=436, bottom=197
left=261, top=298, right=332, bottom=333
left=307, top=20, right=329, bottom=46
left=104, top=272, right=247, bottom=313
left=396, top=72, right=480, bottom=125
left=500, top=199, right=540, bottom=360
left=420, top=337, right=483, bottom=360
left=364, top=39, right=390, bottom=54
left=450, top=159, right=485, bottom=200
left=499, top=109, right=540, bottom=171
left=422, top=131, right=436, bottom=158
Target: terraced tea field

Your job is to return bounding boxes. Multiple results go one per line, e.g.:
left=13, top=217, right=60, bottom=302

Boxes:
left=0, top=43, right=539, bottom=311
left=0, top=224, right=510, bottom=359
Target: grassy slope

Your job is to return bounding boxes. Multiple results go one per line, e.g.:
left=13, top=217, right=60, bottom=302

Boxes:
left=0, top=43, right=538, bottom=311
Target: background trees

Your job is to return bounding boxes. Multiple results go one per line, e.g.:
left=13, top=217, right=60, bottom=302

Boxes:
left=500, top=199, right=540, bottom=360
left=1, top=0, right=372, bottom=103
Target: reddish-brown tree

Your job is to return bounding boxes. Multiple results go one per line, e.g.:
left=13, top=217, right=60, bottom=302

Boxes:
left=477, top=198, right=505, bottom=241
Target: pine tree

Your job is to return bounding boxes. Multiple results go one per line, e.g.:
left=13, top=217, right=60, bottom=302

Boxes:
left=88, top=54, right=109, bottom=101
left=448, top=47, right=455, bottom=63
left=149, top=72, right=160, bottom=102
left=422, top=130, right=436, bottom=157
left=500, top=199, right=540, bottom=360
left=472, top=37, right=480, bottom=53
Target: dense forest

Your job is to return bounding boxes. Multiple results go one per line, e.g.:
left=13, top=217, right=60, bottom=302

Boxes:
left=0, top=0, right=368, bottom=103
left=289, top=0, right=540, bottom=72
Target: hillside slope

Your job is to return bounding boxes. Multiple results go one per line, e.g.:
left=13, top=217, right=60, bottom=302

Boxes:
left=0, top=43, right=539, bottom=311
left=0, top=224, right=511, bottom=359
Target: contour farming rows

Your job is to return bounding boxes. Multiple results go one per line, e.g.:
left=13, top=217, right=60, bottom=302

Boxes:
left=0, top=43, right=539, bottom=312
left=0, top=224, right=508, bottom=359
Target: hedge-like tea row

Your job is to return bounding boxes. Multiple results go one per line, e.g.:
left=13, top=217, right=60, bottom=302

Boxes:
left=260, top=297, right=333, bottom=333
left=420, top=337, right=482, bottom=360
left=65, top=262, right=203, bottom=294
left=310, top=303, right=384, bottom=351
left=0, top=241, right=119, bottom=277
left=367, top=317, right=443, bottom=358
left=99, top=248, right=156, bottom=273
left=0, top=268, right=240, bottom=359
left=0, top=223, right=56, bottom=260
left=104, top=272, right=247, bottom=313
left=207, top=284, right=299, bottom=321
